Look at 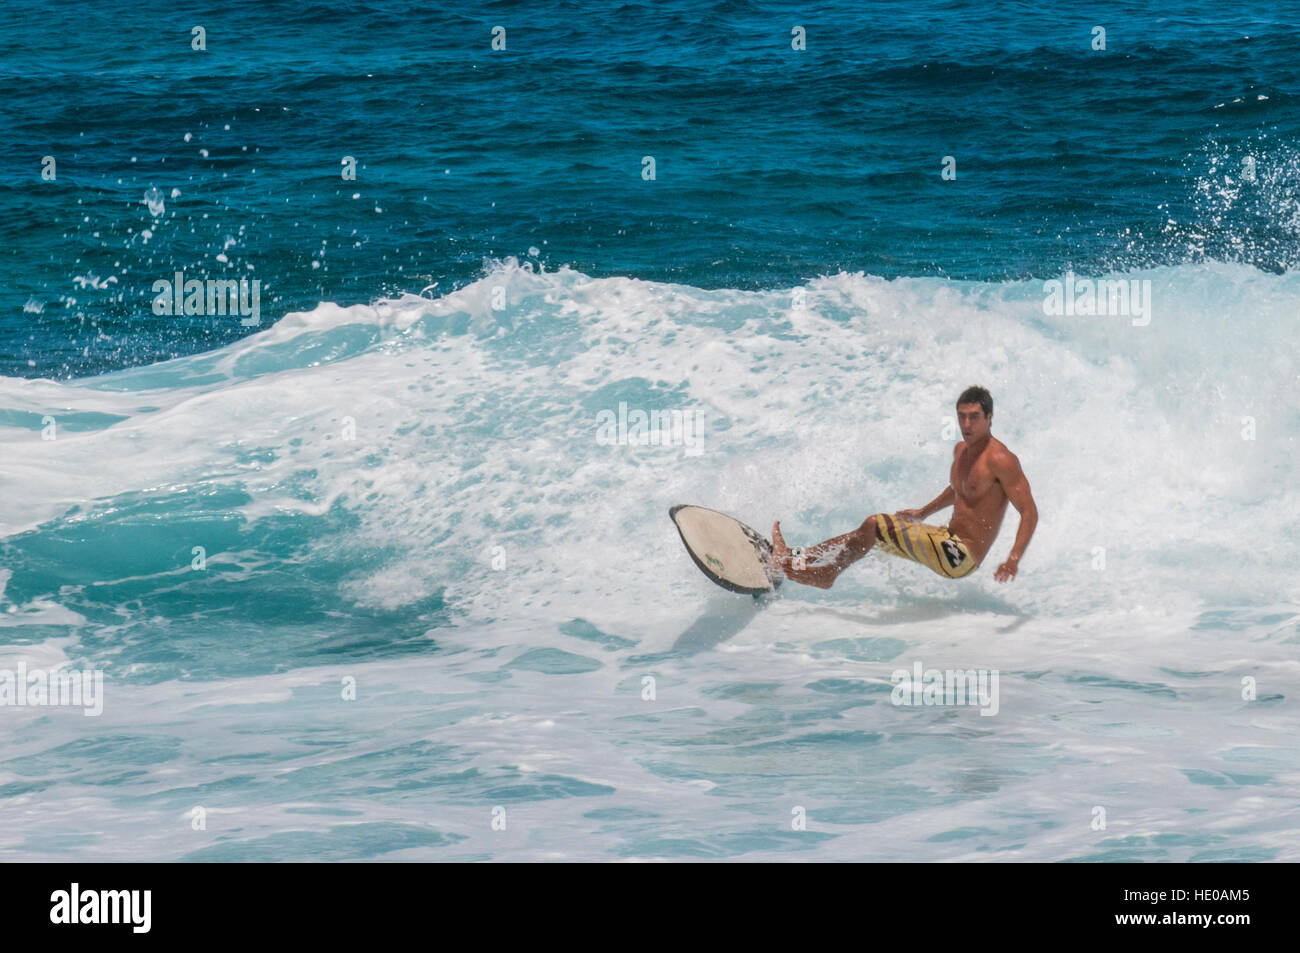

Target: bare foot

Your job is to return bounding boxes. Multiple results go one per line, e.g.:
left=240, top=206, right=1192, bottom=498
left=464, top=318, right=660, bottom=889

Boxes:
left=770, top=521, right=792, bottom=576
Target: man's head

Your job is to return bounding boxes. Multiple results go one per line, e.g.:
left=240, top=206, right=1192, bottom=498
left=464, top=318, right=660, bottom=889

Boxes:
left=956, top=386, right=993, bottom=442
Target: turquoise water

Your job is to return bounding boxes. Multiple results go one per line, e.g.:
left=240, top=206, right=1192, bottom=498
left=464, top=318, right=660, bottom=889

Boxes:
left=1, top=263, right=1297, bottom=860
left=1, top=0, right=1298, bottom=860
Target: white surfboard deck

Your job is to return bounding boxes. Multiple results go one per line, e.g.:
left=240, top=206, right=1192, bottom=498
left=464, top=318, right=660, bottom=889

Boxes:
left=669, top=504, right=783, bottom=596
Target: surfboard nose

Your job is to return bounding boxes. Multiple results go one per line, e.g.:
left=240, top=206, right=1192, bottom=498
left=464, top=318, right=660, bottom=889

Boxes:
left=669, top=504, right=777, bottom=596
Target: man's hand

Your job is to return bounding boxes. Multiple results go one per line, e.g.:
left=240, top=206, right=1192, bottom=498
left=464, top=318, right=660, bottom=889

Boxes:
left=993, top=556, right=1019, bottom=583
left=894, top=508, right=924, bottom=522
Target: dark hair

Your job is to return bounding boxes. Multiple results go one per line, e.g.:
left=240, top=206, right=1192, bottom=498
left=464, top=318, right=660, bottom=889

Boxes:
left=956, top=386, right=992, bottom=417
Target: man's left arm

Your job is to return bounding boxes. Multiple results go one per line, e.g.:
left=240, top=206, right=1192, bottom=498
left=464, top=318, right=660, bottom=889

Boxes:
left=992, top=450, right=1038, bottom=583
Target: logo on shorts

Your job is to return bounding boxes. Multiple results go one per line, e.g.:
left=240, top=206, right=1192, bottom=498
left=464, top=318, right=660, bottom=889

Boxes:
left=940, top=540, right=966, bottom=569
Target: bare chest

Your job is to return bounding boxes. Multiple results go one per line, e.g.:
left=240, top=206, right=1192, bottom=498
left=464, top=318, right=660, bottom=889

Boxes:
left=951, top=447, right=1001, bottom=503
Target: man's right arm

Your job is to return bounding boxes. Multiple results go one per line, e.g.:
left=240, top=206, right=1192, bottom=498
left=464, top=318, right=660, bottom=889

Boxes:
left=900, top=485, right=954, bottom=521
left=901, top=443, right=961, bottom=519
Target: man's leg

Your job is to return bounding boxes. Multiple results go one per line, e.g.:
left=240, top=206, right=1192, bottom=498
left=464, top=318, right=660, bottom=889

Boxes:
left=771, top=516, right=878, bottom=590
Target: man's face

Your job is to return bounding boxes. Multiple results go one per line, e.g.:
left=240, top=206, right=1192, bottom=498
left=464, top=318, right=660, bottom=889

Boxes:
left=956, top=403, right=990, bottom=442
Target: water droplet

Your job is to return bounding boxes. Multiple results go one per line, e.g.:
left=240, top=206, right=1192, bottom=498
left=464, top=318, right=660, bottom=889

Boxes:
left=142, top=188, right=165, bottom=216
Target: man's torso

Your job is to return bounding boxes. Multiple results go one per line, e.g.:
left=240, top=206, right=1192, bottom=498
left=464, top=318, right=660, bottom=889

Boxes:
left=947, top=436, right=1010, bottom=564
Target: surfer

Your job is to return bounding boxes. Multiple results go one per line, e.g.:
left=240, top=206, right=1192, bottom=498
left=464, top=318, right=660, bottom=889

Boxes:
left=771, top=386, right=1037, bottom=587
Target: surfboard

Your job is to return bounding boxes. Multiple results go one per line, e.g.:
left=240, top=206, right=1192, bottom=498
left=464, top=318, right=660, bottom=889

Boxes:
left=669, top=504, right=783, bottom=596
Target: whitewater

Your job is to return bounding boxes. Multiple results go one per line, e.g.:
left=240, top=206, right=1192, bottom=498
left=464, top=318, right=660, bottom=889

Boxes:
left=0, top=260, right=1296, bottom=861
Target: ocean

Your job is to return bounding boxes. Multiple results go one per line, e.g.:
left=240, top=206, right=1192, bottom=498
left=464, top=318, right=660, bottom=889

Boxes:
left=0, top=0, right=1297, bottom=861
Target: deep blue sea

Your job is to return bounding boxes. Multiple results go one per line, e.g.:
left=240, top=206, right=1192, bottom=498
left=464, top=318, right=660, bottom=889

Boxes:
left=0, top=1, right=1297, bottom=861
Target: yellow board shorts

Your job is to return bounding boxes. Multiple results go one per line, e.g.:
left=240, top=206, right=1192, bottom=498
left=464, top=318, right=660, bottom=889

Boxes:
left=869, top=513, right=979, bottom=579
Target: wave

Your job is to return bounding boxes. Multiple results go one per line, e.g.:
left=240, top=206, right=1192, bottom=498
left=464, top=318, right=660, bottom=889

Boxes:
left=0, top=259, right=1296, bottom=680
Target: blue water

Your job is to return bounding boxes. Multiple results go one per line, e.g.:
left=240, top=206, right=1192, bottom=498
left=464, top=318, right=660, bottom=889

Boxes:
left=0, top=1, right=1298, bottom=861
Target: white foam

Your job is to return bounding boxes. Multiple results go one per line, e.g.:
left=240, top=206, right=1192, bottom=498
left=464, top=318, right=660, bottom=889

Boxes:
left=2, top=261, right=1296, bottom=627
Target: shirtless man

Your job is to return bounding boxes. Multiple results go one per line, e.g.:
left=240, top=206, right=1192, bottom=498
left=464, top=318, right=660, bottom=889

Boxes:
left=771, top=386, right=1038, bottom=587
